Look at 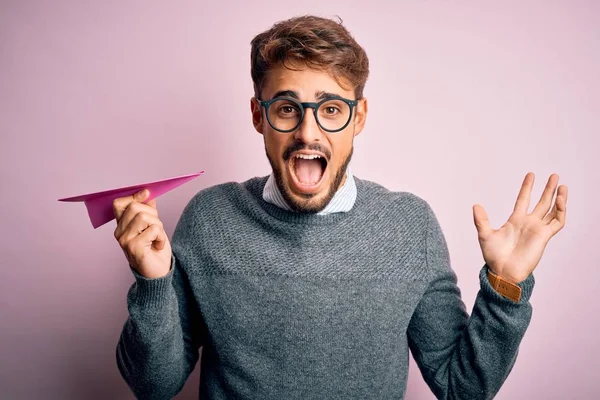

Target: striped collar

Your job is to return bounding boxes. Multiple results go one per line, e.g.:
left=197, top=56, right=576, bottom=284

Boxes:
left=262, top=167, right=357, bottom=215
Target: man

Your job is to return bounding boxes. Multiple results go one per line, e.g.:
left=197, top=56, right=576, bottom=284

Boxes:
left=113, top=15, right=568, bottom=399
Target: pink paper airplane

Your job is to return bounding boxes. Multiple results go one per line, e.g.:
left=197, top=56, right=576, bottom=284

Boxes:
left=58, top=171, right=205, bottom=229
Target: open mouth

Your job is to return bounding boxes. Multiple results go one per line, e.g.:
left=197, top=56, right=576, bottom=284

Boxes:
left=289, top=153, right=328, bottom=190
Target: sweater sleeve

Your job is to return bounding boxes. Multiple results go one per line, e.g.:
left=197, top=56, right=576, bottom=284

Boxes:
left=406, top=202, right=535, bottom=400
left=116, top=203, right=205, bottom=399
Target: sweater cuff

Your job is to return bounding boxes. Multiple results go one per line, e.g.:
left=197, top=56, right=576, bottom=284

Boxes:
left=479, top=264, right=535, bottom=304
left=128, top=255, right=175, bottom=308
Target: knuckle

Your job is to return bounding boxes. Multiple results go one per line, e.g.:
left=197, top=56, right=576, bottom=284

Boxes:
left=140, top=212, right=162, bottom=228
left=132, top=211, right=143, bottom=223
left=146, top=224, right=157, bottom=234
left=119, top=208, right=132, bottom=222
left=134, top=211, right=150, bottom=226
left=118, top=235, right=127, bottom=250
left=142, top=203, right=158, bottom=217
left=128, top=202, right=141, bottom=214
left=143, top=212, right=154, bottom=223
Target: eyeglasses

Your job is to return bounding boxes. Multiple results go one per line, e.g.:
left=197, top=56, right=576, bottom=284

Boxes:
left=258, top=96, right=358, bottom=133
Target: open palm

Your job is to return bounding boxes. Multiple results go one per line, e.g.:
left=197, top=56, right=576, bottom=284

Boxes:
left=472, top=173, right=568, bottom=284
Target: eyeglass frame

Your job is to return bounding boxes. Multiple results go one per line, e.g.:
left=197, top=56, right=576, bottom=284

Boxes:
left=257, top=95, right=359, bottom=133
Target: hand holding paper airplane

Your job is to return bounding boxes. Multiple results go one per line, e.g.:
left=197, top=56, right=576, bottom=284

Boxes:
left=58, top=171, right=205, bottom=278
left=58, top=171, right=204, bottom=228
left=112, top=188, right=172, bottom=279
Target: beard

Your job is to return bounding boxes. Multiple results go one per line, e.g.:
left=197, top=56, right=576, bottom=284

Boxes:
left=266, top=141, right=353, bottom=214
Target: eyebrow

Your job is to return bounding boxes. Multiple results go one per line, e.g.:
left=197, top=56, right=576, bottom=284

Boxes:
left=315, top=91, right=343, bottom=100
left=271, top=90, right=344, bottom=101
left=272, top=90, right=299, bottom=99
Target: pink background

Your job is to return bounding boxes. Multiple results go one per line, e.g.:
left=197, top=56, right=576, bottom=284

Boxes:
left=1, top=1, right=598, bottom=399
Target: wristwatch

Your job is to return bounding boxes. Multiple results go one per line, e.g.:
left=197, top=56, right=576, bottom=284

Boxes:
left=487, top=269, right=522, bottom=303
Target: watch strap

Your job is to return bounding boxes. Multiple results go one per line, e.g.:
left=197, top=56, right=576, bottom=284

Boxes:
left=487, top=269, right=522, bottom=303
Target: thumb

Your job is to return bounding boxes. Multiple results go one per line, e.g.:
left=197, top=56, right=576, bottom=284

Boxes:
left=134, top=188, right=149, bottom=202
left=473, top=204, right=492, bottom=239
left=113, top=188, right=149, bottom=221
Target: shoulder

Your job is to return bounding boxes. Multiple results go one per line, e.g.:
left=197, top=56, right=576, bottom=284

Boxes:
left=178, top=176, right=266, bottom=221
left=354, top=176, right=432, bottom=221
left=171, top=177, right=265, bottom=246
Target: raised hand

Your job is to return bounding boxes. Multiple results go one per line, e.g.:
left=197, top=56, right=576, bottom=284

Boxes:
left=113, top=189, right=172, bottom=279
left=472, top=172, right=568, bottom=283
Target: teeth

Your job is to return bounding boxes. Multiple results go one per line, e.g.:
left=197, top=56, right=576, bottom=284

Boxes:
left=295, top=154, right=322, bottom=160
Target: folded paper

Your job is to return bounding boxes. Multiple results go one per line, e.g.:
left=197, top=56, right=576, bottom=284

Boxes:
left=58, top=171, right=205, bottom=228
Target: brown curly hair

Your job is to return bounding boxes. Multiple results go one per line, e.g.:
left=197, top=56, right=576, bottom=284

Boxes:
left=250, top=15, right=370, bottom=100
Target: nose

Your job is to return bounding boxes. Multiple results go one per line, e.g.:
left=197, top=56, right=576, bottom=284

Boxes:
left=293, top=106, right=322, bottom=143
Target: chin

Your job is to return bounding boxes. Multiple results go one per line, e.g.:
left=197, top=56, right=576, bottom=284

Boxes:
left=266, top=144, right=353, bottom=214
left=282, top=177, right=332, bottom=213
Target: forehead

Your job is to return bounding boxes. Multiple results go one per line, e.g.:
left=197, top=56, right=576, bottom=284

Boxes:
left=261, top=64, right=354, bottom=100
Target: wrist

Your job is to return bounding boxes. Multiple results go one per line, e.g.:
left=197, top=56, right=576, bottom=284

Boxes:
left=487, top=268, right=523, bottom=303
left=480, top=264, right=536, bottom=304
left=487, top=264, right=528, bottom=284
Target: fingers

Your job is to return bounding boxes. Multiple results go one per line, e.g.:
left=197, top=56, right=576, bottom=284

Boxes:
left=547, top=185, right=568, bottom=235
left=116, top=211, right=163, bottom=247
left=125, top=224, right=167, bottom=264
left=113, top=189, right=150, bottom=222
left=138, top=223, right=167, bottom=251
left=114, top=201, right=159, bottom=238
left=542, top=183, right=564, bottom=223
left=513, top=172, right=534, bottom=214
left=532, top=173, right=560, bottom=218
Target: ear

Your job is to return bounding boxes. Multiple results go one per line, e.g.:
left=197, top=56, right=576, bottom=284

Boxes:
left=352, top=97, right=368, bottom=137
left=250, top=97, right=264, bottom=135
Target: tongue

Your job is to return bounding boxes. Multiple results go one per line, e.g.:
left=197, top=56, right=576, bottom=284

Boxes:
left=295, top=158, right=323, bottom=185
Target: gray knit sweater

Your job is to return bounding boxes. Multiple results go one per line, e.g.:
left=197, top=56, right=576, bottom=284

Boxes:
left=116, top=176, right=535, bottom=400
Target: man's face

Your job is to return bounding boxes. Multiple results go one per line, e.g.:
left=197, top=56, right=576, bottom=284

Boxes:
left=251, top=64, right=368, bottom=213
